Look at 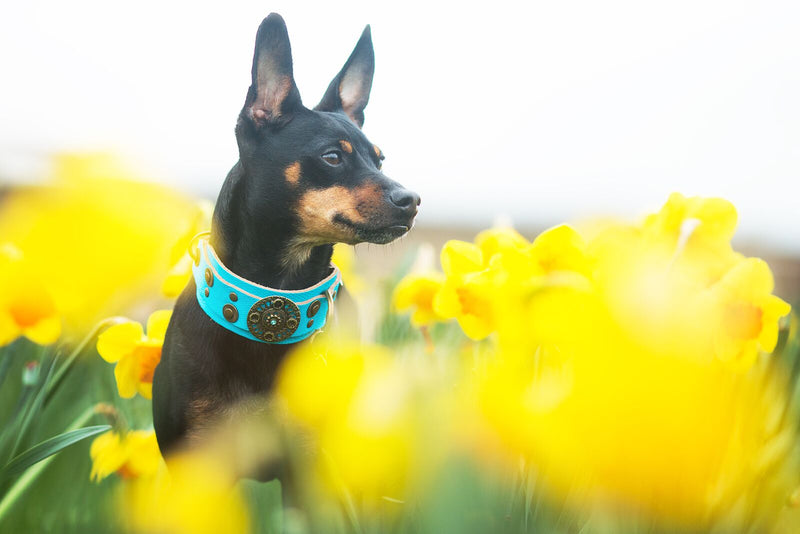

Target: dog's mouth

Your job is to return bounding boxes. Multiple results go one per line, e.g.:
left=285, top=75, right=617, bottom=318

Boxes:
left=333, top=215, right=412, bottom=244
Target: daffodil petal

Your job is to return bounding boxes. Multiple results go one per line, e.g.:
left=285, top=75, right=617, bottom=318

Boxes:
left=114, top=355, right=139, bottom=399
left=757, top=295, right=791, bottom=352
left=530, top=225, right=587, bottom=273
left=90, top=431, right=127, bottom=482
left=457, top=314, right=493, bottom=341
left=392, top=275, right=421, bottom=311
left=124, top=430, right=162, bottom=477
left=97, top=321, right=143, bottom=363
left=440, top=240, right=484, bottom=276
left=22, top=315, right=61, bottom=345
left=432, top=280, right=463, bottom=319
left=691, top=197, right=738, bottom=242
left=757, top=322, right=779, bottom=354
left=146, top=310, right=173, bottom=342
left=719, top=258, right=774, bottom=300
left=475, top=227, right=529, bottom=262
left=138, top=381, right=153, bottom=400
left=392, top=273, right=444, bottom=324
left=763, top=294, right=792, bottom=321
left=410, top=308, right=440, bottom=327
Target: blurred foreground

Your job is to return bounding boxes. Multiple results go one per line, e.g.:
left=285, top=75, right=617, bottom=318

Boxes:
left=1, top=154, right=800, bottom=533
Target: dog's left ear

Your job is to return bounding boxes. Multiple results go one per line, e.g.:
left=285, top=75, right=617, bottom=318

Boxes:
left=315, top=25, right=374, bottom=128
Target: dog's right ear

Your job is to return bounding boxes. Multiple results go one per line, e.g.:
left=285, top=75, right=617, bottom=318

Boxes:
left=242, top=13, right=303, bottom=129
left=314, top=25, right=374, bottom=128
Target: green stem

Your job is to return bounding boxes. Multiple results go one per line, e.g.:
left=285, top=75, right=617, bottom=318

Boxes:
left=0, top=406, right=95, bottom=523
left=0, top=344, right=47, bottom=463
left=320, top=449, right=364, bottom=534
left=0, top=349, right=13, bottom=391
left=8, top=347, right=57, bottom=461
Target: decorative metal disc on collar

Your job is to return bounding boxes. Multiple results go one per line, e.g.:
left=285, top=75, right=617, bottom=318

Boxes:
left=247, top=296, right=301, bottom=342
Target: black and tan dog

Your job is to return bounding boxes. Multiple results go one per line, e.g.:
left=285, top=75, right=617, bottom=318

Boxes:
left=152, top=14, right=419, bottom=469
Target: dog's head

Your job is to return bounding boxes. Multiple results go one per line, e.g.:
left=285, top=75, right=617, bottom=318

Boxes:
left=234, top=14, right=419, bottom=252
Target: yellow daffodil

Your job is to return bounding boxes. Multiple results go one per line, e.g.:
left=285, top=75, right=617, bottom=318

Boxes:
left=528, top=224, right=589, bottom=274
left=0, top=243, right=61, bottom=346
left=97, top=310, right=171, bottom=399
left=276, top=338, right=412, bottom=500
left=162, top=200, right=214, bottom=298
left=123, top=452, right=250, bottom=534
left=474, top=226, right=529, bottom=264
left=0, top=152, right=198, bottom=332
left=642, top=193, right=743, bottom=285
left=487, top=224, right=591, bottom=298
left=434, top=269, right=496, bottom=340
left=392, top=272, right=445, bottom=326
left=709, top=257, right=791, bottom=369
left=433, top=240, right=496, bottom=340
left=476, top=193, right=794, bottom=527
left=440, top=239, right=485, bottom=275
left=332, top=243, right=365, bottom=295
left=644, top=192, right=738, bottom=244
left=90, top=429, right=162, bottom=482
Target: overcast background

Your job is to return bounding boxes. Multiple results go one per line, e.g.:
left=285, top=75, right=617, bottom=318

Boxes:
left=1, top=0, right=799, bottom=254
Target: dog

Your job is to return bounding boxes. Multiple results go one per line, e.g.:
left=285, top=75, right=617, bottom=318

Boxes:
left=152, top=13, right=419, bottom=475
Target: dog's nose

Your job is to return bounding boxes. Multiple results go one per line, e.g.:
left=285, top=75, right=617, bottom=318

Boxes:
left=389, top=189, right=421, bottom=212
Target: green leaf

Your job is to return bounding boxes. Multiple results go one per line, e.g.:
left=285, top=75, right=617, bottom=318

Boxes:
left=0, top=425, right=110, bottom=483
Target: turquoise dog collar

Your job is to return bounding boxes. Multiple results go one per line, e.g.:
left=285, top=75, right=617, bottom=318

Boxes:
left=191, top=237, right=342, bottom=344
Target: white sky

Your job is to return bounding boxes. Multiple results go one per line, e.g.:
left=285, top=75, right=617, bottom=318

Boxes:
left=1, top=0, right=799, bottom=254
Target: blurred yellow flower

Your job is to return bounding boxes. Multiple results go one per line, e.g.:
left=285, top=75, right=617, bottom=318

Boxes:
left=0, top=244, right=61, bottom=346
left=332, top=243, right=365, bottom=295
left=433, top=241, right=495, bottom=340
left=276, top=337, right=412, bottom=500
left=123, top=452, right=249, bottom=534
left=710, top=258, right=791, bottom=370
left=528, top=224, right=589, bottom=275
left=440, top=239, right=485, bottom=275
left=90, top=429, right=162, bottom=482
left=475, top=193, right=793, bottom=527
left=392, top=272, right=445, bottom=326
left=434, top=272, right=496, bottom=340
left=97, top=310, right=171, bottom=399
left=0, top=152, right=197, bottom=332
left=644, top=192, right=738, bottom=245
left=474, top=226, right=529, bottom=263
left=162, top=200, right=214, bottom=298
left=642, top=192, right=743, bottom=285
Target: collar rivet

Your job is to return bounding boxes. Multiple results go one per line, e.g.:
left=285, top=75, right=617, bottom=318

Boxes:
left=222, top=304, right=238, bottom=322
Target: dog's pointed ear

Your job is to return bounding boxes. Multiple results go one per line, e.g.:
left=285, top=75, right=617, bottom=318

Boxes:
left=243, top=13, right=303, bottom=128
left=314, top=25, right=374, bottom=128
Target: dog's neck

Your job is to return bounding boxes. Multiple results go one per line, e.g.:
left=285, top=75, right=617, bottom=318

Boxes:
left=209, top=162, right=334, bottom=290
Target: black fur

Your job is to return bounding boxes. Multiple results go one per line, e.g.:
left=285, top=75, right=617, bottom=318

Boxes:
left=152, top=13, right=419, bottom=469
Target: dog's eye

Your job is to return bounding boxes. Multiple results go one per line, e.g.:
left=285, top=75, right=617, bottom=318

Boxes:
left=321, top=151, right=342, bottom=166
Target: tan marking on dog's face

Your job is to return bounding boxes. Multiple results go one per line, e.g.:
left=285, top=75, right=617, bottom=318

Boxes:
left=339, top=140, right=353, bottom=154
left=295, top=182, right=385, bottom=243
left=284, top=161, right=301, bottom=184
left=297, top=186, right=363, bottom=242
left=373, top=145, right=382, bottom=158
